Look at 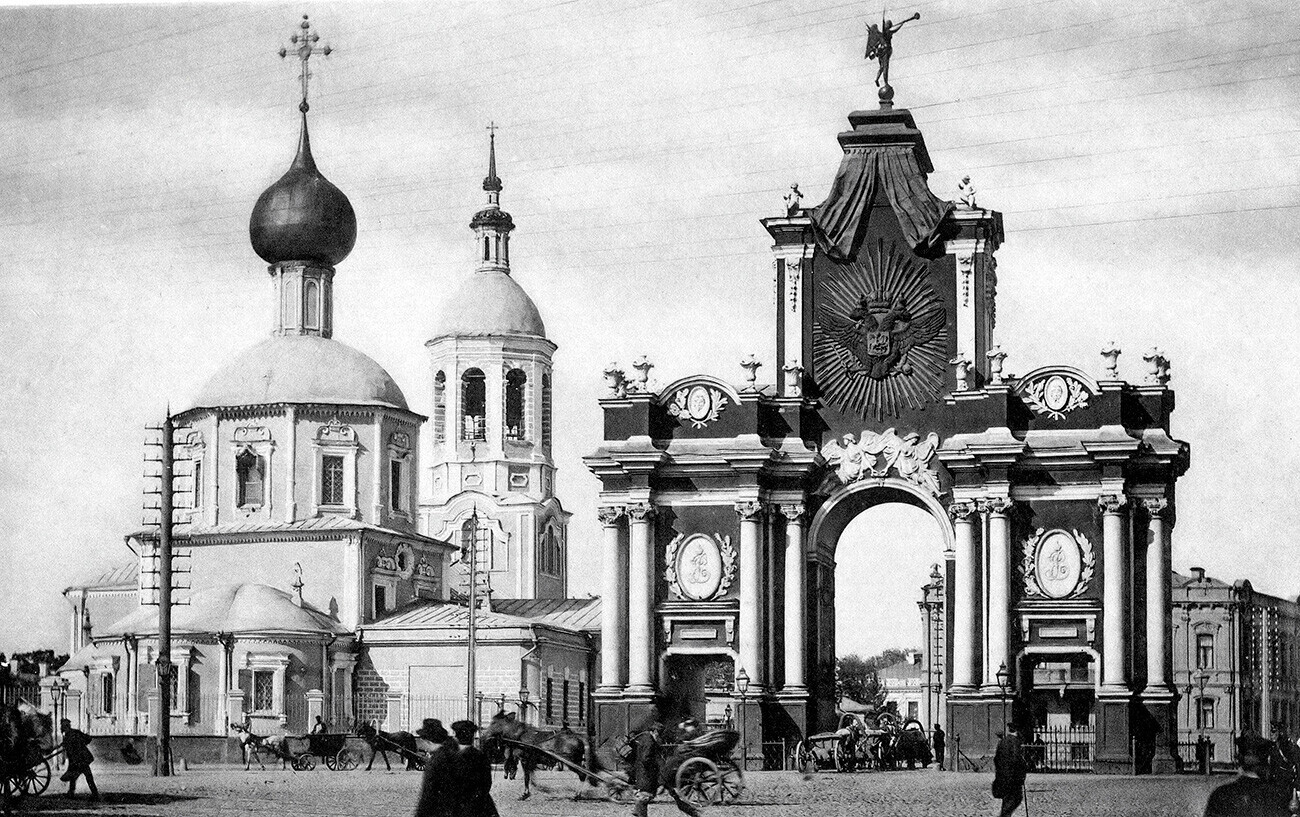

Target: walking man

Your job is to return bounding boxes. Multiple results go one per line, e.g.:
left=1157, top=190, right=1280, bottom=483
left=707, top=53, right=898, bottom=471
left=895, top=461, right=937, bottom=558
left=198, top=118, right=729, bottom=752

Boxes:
left=58, top=719, right=98, bottom=800
left=932, top=723, right=946, bottom=770
left=447, top=720, right=498, bottom=817
left=1204, top=734, right=1294, bottom=817
left=413, top=719, right=457, bottom=817
left=627, top=704, right=700, bottom=817
left=992, top=723, right=1027, bottom=817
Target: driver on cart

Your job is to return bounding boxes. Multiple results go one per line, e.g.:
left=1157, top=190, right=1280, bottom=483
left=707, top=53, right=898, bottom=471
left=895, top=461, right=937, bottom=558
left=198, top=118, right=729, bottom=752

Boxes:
left=627, top=704, right=702, bottom=817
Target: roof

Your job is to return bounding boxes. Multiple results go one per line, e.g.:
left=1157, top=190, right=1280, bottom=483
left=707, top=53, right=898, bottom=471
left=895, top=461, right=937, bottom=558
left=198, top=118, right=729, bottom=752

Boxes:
left=431, top=270, right=546, bottom=341
left=98, top=583, right=349, bottom=638
left=878, top=659, right=924, bottom=680
left=130, top=516, right=454, bottom=550
left=369, top=597, right=600, bottom=634
left=191, top=334, right=409, bottom=412
left=65, top=561, right=136, bottom=593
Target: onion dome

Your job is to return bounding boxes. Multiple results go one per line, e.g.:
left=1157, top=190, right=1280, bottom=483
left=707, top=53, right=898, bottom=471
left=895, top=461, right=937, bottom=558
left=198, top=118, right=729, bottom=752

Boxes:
left=192, top=334, right=409, bottom=410
left=432, top=270, right=546, bottom=340
left=249, top=112, right=357, bottom=266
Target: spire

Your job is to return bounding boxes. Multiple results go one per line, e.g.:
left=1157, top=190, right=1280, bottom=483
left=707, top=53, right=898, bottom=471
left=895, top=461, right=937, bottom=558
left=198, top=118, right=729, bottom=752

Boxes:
left=292, top=110, right=317, bottom=173
left=483, top=122, right=502, bottom=194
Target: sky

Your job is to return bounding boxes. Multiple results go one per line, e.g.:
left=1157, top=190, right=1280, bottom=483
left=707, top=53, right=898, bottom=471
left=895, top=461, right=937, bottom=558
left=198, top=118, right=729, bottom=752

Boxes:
left=1, top=0, right=1298, bottom=658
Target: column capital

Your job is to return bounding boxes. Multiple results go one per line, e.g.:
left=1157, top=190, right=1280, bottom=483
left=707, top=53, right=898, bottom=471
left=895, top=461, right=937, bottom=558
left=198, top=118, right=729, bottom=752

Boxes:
left=1098, top=494, right=1128, bottom=515
left=948, top=500, right=978, bottom=523
left=627, top=502, right=655, bottom=522
left=1139, top=497, right=1169, bottom=517
left=978, top=497, right=1014, bottom=516
left=597, top=505, right=627, bottom=526
left=734, top=500, right=765, bottom=521
left=776, top=503, right=806, bottom=523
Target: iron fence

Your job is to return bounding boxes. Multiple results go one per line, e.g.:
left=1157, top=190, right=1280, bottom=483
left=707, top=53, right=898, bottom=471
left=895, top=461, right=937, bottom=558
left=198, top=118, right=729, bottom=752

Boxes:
left=761, top=740, right=789, bottom=771
left=1023, top=726, right=1095, bottom=773
left=1, top=683, right=41, bottom=707
left=1175, top=739, right=1216, bottom=774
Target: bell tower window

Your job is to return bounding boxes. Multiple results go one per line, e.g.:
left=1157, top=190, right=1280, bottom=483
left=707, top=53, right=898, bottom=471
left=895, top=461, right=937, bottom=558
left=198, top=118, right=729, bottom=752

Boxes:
left=433, top=371, right=447, bottom=443
left=235, top=448, right=264, bottom=508
left=483, top=236, right=490, bottom=262
left=321, top=455, right=344, bottom=506
left=461, top=369, right=487, bottom=441
left=505, top=369, right=527, bottom=441
left=541, top=374, right=552, bottom=450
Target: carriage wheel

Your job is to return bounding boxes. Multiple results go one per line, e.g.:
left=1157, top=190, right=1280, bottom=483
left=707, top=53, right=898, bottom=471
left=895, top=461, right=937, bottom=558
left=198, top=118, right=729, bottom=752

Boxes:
left=335, top=748, right=360, bottom=771
left=3, top=772, right=27, bottom=804
left=716, top=760, right=744, bottom=804
left=324, top=754, right=337, bottom=771
left=410, top=756, right=425, bottom=772
left=674, top=757, right=722, bottom=807
left=292, top=754, right=315, bottom=771
left=23, top=760, right=51, bottom=795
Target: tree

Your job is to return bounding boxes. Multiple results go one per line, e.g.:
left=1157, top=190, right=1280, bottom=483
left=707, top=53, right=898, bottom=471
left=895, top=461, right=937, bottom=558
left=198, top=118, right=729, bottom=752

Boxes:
left=836, top=647, right=917, bottom=708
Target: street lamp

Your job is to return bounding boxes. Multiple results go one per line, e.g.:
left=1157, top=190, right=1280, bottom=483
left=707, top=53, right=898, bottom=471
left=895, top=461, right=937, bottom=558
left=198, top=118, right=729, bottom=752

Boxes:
left=736, top=667, right=751, bottom=772
left=995, top=661, right=1010, bottom=728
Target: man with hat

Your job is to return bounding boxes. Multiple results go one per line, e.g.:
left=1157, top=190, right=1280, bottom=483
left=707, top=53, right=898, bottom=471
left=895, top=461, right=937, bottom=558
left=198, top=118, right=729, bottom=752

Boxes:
left=445, top=720, right=498, bottom=817
left=413, top=719, right=457, bottom=817
left=626, top=703, right=701, bottom=817
left=991, top=722, right=1027, bottom=816
left=58, top=718, right=99, bottom=800
left=1203, top=733, right=1295, bottom=817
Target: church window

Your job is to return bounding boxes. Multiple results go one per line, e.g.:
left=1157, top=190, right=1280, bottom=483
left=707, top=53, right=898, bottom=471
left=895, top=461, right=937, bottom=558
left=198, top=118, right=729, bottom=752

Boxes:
left=433, top=371, right=447, bottom=443
left=503, top=234, right=509, bottom=264
left=461, top=369, right=487, bottom=441
left=100, top=673, right=114, bottom=715
left=322, top=455, right=344, bottom=506
left=578, top=681, right=585, bottom=722
left=505, top=369, right=527, bottom=440
left=304, top=279, right=319, bottom=328
left=169, top=669, right=180, bottom=712
left=494, top=235, right=501, bottom=262
left=390, top=460, right=404, bottom=512
left=373, top=584, right=388, bottom=617
left=1197, top=634, right=1214, bottom=669
left=192, top=459, right=203, bottom=508
left=562, top=679, right=570, bottom=724
left=541, top=374, right=552, bottom=450
left=235, top=448, right=264, bottom=508
left=540, top=528, right=562, bottom=577
left=253, top=671, right=274, bottom=712
left=546, top=677, right=554, bottom=721
left=483, top=236, right=490, bottom=262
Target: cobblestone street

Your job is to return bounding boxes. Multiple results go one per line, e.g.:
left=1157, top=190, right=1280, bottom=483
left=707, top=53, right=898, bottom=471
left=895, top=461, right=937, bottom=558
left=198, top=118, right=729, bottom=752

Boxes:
left=13, top=767, right=1223, bottom=817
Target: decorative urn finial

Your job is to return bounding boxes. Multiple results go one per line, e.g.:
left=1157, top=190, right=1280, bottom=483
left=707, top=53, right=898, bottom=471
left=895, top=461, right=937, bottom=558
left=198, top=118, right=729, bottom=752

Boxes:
left=631, top=356, right=654, bottom=392
left=602, top=363, right=627, bottom=398
left=782, top=359, right=804, bottom=397
left=740, top=355, right=762, bottom=390
left=1143, top=347, right=1170, bottom=386
left=986, top=345, right=1008, bottom=385
left=949, top=355, right=971, bottom=392
left=1100, top=342, right=1122, bottom=380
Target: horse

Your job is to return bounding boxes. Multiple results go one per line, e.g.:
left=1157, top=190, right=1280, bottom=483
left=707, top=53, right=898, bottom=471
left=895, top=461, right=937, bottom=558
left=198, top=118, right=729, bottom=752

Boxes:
left=229, top=721, right=292, bottom=771
left=354, top=720, right=420, bottom=771
left=482, top=713, right=594, bottom=801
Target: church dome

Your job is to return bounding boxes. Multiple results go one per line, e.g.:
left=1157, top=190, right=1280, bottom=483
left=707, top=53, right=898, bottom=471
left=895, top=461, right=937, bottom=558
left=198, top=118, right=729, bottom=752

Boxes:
left=193, top=334, right=408, bottom=410
left=431, top=270, right=546, bottom=340
left=249, top=113, right=357, bottom=267
left=99, top=584, right=349, bottom=637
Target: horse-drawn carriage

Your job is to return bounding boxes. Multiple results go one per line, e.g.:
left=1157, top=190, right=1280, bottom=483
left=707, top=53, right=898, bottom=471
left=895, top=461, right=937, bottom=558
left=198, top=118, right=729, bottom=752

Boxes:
left=794, top=713, right=932, bottom=773
left=281, top=733, right=362, bottom=771
left=1, top=702, right=56, bottom=805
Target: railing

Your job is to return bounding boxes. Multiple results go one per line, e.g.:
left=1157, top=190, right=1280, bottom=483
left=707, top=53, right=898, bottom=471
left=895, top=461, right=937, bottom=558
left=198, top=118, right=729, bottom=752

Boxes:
left=1023, top=726, right=1095, bottom=773
left=1, top=683, right=42, bottom=707
left=761, top=740, right=788, bottom=771
left=1175, top=739, right=1216, bottom=774
left=461, top=416, right=486, bottom=442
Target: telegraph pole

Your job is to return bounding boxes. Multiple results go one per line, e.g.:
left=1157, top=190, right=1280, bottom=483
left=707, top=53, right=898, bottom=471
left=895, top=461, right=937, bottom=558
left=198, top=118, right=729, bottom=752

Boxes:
left=466, top=507, right=479, bottom=722
left=156, top=411, right=174, bottom=776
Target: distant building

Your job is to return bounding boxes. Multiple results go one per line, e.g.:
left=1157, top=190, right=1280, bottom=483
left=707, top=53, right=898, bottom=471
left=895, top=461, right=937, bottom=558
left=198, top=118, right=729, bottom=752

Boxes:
left=1172, top=568, right=1300, bottom=767
left=879, top=652, right=925, bottom=722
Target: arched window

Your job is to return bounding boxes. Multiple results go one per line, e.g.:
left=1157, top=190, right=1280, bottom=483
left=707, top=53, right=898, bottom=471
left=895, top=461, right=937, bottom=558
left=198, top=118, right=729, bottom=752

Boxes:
left=433, top=371, right=447, bottom=443
left=461, top=369, right=486, bottom=441
left=235, top=448, right=264, bottom=507
left=540, top=527, right=563, bottom=577
left=303, top=279, right=319, bottom=328
left=505, top=369, right=527, bottom=440
left=494, top=235, right=501, bottom=262
left=100, top=672, right=115, bottom=715
left=503, top=234, right=509, bottom=264
left=483, top=236, right=491, bottom=262
left=192, top=459, right=203, bottom=509
left=541, top=373, right=552, bottom=450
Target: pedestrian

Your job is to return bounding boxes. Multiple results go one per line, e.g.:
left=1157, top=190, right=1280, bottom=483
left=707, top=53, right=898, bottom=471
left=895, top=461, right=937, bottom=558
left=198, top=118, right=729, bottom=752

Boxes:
left=627, top=704, right=701, bottom=817
left=58, top=719, right=98, bottom=800
left=932, top=723, right=946, bottom=770
left=447, top=720, right=498, bottom=817
left=991, top=723, right=1027, bottom=817
left=1203, top=733, right=1295, bottom=817
left=413, top=719, right=457, bottom=817
left=310, top=715, right=327, bottom=735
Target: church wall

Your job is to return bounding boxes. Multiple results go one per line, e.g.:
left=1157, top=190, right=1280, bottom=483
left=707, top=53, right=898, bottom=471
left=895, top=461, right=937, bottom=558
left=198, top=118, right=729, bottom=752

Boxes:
left=71, top=587, right=140, bottom=652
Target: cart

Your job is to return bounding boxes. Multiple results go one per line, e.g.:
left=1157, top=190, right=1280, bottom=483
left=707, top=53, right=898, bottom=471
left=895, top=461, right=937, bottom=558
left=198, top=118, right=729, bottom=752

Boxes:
left=664, top=730, right=745, bottom=807
left=794, top=714, right=879, bottom=772
left=1, top=747, right=57, bottom=804
left=282, top=733, right=362, bottom=772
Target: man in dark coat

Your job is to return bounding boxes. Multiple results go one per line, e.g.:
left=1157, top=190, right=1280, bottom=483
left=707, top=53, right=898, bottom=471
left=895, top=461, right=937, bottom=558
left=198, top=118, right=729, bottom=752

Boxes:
left=932, top=723, right=946, bottom=770
left=1204, top=733, right=1295, bottom=817
left=626, top=705, right=700, bottom=817
left=446, top=720, right=498, bottom=817
left=58, top=719, right=98, bottom=799
left=413, top=719, right=457, bottom=817
left=991, top=724, right=1027, bottom=817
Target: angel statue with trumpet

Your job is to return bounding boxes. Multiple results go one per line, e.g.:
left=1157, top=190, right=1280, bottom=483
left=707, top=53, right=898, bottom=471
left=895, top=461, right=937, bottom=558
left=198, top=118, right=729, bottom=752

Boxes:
left=865, top=10, right=921, bottom=95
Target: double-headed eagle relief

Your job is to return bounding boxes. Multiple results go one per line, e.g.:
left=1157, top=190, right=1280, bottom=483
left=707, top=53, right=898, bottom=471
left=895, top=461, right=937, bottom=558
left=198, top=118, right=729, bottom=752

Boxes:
left=813, top=239, right=947, bottom=420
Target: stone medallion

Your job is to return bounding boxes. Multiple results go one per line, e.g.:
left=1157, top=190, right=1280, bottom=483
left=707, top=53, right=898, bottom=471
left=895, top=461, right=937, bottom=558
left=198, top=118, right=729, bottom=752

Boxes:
left=664, top=533, right=737, bottom=601
left=1022, top=528, right=1095, bottom=599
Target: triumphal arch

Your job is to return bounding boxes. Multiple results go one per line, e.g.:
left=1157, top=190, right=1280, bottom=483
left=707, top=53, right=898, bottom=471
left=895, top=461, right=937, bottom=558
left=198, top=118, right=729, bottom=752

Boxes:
left=586, top=98, right=1189, bottom=772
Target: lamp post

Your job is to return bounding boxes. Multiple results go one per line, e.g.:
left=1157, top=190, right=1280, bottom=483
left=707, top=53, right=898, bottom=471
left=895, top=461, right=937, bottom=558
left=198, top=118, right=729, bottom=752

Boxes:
left=518, top=686, right=530, bottom=726
left=995, top=661, right=1010, bottom=728
left=53, top=678, right=69, bottom=770
left=1195, top=669, right=1210, bottom=774
left=736, top=667, right=750, bottom=771
left=465, top=507, right=480, bottom=723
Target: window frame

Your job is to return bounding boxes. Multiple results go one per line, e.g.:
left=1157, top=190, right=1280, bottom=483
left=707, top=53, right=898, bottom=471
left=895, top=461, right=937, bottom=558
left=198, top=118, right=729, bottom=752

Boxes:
left=321, top=454, right=345, bottom=507
left=505, top=368, right=527, bottom=441
left=1196, top=633, right=1214, bottom=669
left=312, top=421, right=358, bottom=517
left=460, top=368, right=487, bottom=442
left=433, top=371, right=447, bottom=444
left=235, top=447, right=265, bottom=509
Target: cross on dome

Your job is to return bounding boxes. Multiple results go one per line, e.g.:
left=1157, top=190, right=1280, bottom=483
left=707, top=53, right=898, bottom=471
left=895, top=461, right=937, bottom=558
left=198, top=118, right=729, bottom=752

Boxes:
left=279, top=15, right=332, bottom=113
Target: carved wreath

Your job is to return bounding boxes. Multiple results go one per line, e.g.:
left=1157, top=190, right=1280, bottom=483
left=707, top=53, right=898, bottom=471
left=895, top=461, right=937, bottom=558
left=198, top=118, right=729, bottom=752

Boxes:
left=667, top=386, right=728, bottom=429
left=1022, top=376, right=1089, bottom=421
left=664, top=533, right=737, bottom=601
left=1021, top=528, right=1095, bottom=599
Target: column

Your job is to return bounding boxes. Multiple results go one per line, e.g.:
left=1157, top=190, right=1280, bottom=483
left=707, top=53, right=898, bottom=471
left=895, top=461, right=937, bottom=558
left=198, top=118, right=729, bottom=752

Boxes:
left=983, top=498, right=1013, bottom=691
left=950, top=502, right=981, bottom=691
left=626, top=502, right=656, bottom=695
left=215, top=635, right=232, bottom=733
left=124, top=636, right=139, bottom=727
left=1143, top=498, right=1171, bottom=692
left=598, top=506, right=628, bottom=691
left=1100, top=494, right=1130, bottom=692
left=781, top=504, right=807, bottom=692
left=736, top=501, right=766, bottom=692
left=284, top=406, right=297, bottom=522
